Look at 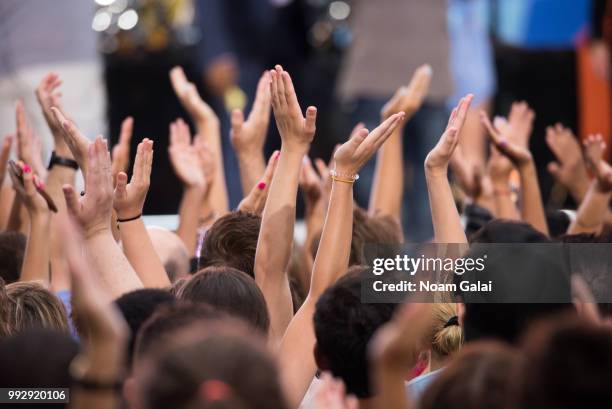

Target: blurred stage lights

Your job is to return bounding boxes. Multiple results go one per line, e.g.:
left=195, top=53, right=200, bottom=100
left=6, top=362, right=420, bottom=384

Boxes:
left=329, top=1, right=350, bottom=21
left=92, top=10, right=112, bottom=32
left=117, top=9, right=138, bottom=30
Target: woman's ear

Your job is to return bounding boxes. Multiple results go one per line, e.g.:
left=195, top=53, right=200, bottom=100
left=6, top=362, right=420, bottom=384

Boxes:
left=313, top=342, right=329, bottom=371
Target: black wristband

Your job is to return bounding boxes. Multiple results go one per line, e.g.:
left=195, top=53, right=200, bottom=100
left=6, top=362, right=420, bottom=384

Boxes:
left=48, top=151, right=78, bottom=170
left=117, top=214, right=142, bottom=223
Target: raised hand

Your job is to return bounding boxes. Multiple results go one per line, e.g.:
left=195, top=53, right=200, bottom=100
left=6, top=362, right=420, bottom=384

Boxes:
left=507, top=101, right=535, bottom=148
left=35, top=73, right=67, bottom=147
left=111, top=117, right=134, bottom=178
left=300, top=156, right=325, bottom=204
left=481, top=111, right=533, bottom=168
left=169, top=66, right=219, bottom=127
left=16, top=101, right=47, bottom=179
left=62, top=137, right=114, bottom=238
left=8, top=162, right=48, bottom=217
left=546, top=124, right=589, bottom=200
left=334, top=113, right=405, bottom=178
left=425, top=95, right=474, bottom=175
left=583, top=134, right=612, bottom=192
left=231, top=71, right=272, bottom=155
left=114, top=138, right=153, bottom=220
left=51, top=107, right=90, bottom=172
left=381, top=64, right=432, bottom=121
left=168, top=119, right=207, bottom=189
left=238, top=150, right=279, bottom=215
left=270, top=65, right=317, bottom=154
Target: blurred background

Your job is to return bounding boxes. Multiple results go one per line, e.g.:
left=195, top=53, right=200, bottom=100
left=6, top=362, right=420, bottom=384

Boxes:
left=0, top=0, right=610, bottom=241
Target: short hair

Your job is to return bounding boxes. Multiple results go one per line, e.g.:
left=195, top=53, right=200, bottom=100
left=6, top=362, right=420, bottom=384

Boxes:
left=114, top=288, right=175, bottom=362
left=311, top=207, right=403, bottom=266
left=177, top=266, right=269, bottom=333
left=134, top=301, right=225, bottom=365
left=460, top=220, right=573, bottom=344
left=313, top=268, right=396, bottom=398
left=420, top=341, right=521, bottom=409
left=0, top=329, right=79, bottom=397
left=199, top=211, right=261, bottom=277
left=0, top=232, right=26, bottom=284
left=140, top=321, right=288, bottom=409
left=518, top=315, right=612, bottom=409
left=4, top=281, right=69, bottom=336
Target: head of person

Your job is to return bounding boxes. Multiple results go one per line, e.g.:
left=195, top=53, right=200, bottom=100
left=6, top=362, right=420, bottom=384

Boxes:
left=177, top=266, right=270, bottom=334
left=517, top=315, right=612, bottom=409
left=147, top=226, right=190, bottom=282
left=459, top=219, right=574, bottom=344
left=3, top=281, right=69, bottom=336
left=114, top=288, right=175, bottom=362
left=420, top=341, right=522, bottom=409
left=199, top=211, right=261, bottom=277
left=136, top=320, right=288, bottom=409
left=428, top=303, right=463, bottom=366
left=0, top=329, right=79, bottom=404
left=0, top=231, right=26, bottom=284
left=310, top=207, right=403, bottom=267
left=313, top=268, right=396, bottom=398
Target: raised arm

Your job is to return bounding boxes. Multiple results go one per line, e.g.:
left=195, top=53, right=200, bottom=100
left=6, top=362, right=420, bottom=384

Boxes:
left=545, top=124, right=589, bottom=204
left=369, top=64, right=432, bottom=223
left=278, top=112, right=404, bottom=409
left=170, top=66, right=229, bottom=216
left=482, top=111, right=549, bottom=235
left=114, top=138, right=170, bottom=288
left=231, top=71, right=272, bottom=195
left=424, top=95, right=473, bottom=244
left=10, top=163, right=52, bottom=285
left=63, top=137, right=143, bottom=298
left=486, top=145, right=520, bottom=220
left=255, top=65, right=316, bottom=345
left=568, top=134, right=612, bottom=235
left=0, top=136, right=12, bottom=229
left=111, top=116, right=134, bottom=180
left=169, top=119, right=212, bottom=254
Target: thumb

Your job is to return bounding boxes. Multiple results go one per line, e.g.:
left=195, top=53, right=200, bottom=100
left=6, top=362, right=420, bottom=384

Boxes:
left=231, top=109, right=244, bottom=132
left=22, top=168, right=37, bottom=197
left=304, top=106, right=317, bottom=135
left=62, top=184, right=80, bottom=217
left=547, top=162, right=561, bottom=180
left=115, top=172, right=128, bottom=196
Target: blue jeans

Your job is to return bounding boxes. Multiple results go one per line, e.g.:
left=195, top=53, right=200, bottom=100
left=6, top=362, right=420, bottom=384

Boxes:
left=350, top=99, right=449, bottom=242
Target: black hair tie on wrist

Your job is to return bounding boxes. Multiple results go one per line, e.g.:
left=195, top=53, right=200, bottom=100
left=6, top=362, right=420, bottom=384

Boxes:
left=443, top=316, right=459, bottom=328
left=117, top=214, right=142, bottom=223
left=48, top=151, right=79, bottom=170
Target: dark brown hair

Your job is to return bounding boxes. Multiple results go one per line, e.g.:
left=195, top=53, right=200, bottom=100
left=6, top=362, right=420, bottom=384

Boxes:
left=177, top=266, right=270, bottom=333
left=199, top=211, right=261, bottom=277
left=0, top=232, right=26, bottom=284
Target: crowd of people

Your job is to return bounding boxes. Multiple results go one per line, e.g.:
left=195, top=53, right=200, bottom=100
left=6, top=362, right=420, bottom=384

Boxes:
left=1, top=43, right=612, bottom=409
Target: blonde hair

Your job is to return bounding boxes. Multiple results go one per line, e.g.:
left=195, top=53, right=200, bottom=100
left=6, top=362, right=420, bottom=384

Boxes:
left=430, top=303, right=463, bottom=360
left=4, top=282, right=69, bottom=336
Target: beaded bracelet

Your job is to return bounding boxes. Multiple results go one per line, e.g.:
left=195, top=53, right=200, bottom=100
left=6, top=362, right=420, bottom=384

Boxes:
left=330, top=169, right=359, bottom=184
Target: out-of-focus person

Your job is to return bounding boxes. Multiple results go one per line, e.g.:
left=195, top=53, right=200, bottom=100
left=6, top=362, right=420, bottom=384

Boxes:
left=491, top=0, right=598, bottom=204
left=0, top=0, right=105, bottom=154
left=337, top=0, right=453, bottom=241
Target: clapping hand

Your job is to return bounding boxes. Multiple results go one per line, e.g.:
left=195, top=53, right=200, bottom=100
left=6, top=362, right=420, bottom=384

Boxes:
left=270, top=65, right=317, bottom=154
left=546, top=124, right=589, bottom=194
left=113, top=138, right=153, bottom=220
left=170, top=66, right=219, bottom=128
left=583, top=134, right=612, bottom=192
left=481, top=111, right=533, bottom=168
left=231, top=71, right=272, bottom=155
left=16, top=101, right=47, bottom=179
left=51, top=107, right=91, bottom=172
left=168, top=119, right=210, bottom=190
left=111, top=117, right=134, bottom=179
left=381, top=64, right=432, bottom=121
left=238, top=151, right=280, bottom=215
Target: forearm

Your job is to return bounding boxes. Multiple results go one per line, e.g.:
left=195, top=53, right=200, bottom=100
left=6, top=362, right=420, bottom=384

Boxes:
left=119, top=219, right=170, bottom=288
left=85, top=231, right=143, bottom=298
left=195, top=119, right=229, bottom=215
left=0, top=187, right=15, bottom=230
left=426, top=170, right=467, bottom=244
left=369, top=127, right=404, bottom=222
left=373, top=364, right=414, bottom=409
left=255, top=148, right=302, bottom=343
left=519, top=162, right=549, bottom=235
left=236, top=150, right=266, bottom=196
left=491, top=179, right=520, bottom=220
left=568, top=179, right=590, bottom=205
left=7, top=196, right=26, bottom=232
left=568, top=182, right=611, bottom=234
left=20, top=214, right=52, bottom=283
left=177, top=186, right=207, bottom=255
